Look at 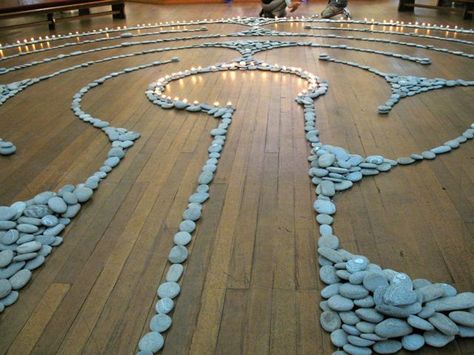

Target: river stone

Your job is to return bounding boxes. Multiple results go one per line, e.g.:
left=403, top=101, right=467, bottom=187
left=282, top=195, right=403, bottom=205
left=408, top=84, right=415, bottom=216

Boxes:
left=320, top=224, right=332, bottom=236
left=313, top=199, right=336, bottom=215
left=349, top=271, right=367, bottom=285
left=339, top=284, right=369, bottom=300
left=25, top=255, right=45, bottom=270
left=13, top=252, right=37, bottom=261
left=0, top=262, right=25, bottom=279
left=0, top=279, right=11, bottom=298
left=408, top=315, right=434, bottom=330
left=459, top=325, right=474, bottom=337
left=138, top=332, right=164, bottom=353
left=182, top=207, right=201, bottom=221
left=354, top=296, right=375, bottom=308
left=156, top=298, right=174, bottom=314
left=418, top=306, right=435, bottom=319
left=413, top=278, right=432, bottom=289
left=166, top=264, right=184, bottom=282
left=363, top=271, right=388, bottom=291
left=416, top=283, right=445, bottom=303
left=331, top=329, right=348, bottom=347
left=321, top=283, right=341, bottom=299
left=0, top=207, right=16, bottom=221
left=402, top=334, right=425, bottom=351
left=320, top=310, right=341, bottom=332
left=168, top=245, right=188, bottom=264
left=320, top=180, right=335, bottom=196
left=449, top=311, right=474, bottom=327
left=150, top=313, right=172, bottom=332
left=104, top=157, right=120, bottom=167
left=1, top=230, right=19, bottom=245
left=179, top=220, right=196, bottom=233
left=0, top=250, right=14, bottom=267
left=41, top=215, right=59, bottom=227
left=334, top=180, right=354, bottom=191
left=431, top=145, right=451, bottom=154
left=0, top=290, right=18, bottom=306
left=17, top=224, right=38, bottom=234
left=342, top=343, right=371, bottom=355
left=373, top=340, right=402, bottom=354
left=189, top=192, right=209, bottom=204
left=157, top=282, right=180, bottom=299
left=62, top=191, right=78, bottom=205
left=63, top=204, right=81, bottom=218
left=340, top=311, right=360, bottom=325
left=347, top=335, right=374, bottom=347
left=197, top=184, right=209, bottom=193
left=38, top=245, right=52, bottom=257
left=198, top=171, right=213, bottom=184
left=328, top=295, right=354, bottom=311
left=47, top=197, right=67, bottom=214
left=0, top=221, right=16, bottom=230
left=316, top=214, right=333, bottom=225
left=18, top=217, right=42, bottom=226
left=429, top=313, right=459, bottom=336
left=421, top=150, right=436, bottom=159
left=342, top=324, right=361, bottom=336
left=355, top=308, right=384, bottom=323
left=318, top=235, right=339, bottom=249
left=174, top=231, right=191, bottom=246
left=318, top=153, right=335, bottom=167
left=423, top=330, right=454, bottom=347
left=355, top=322, right=375, bottom=334
left=375, top=318, right=413, bottom=338
left=74, top=186, right=93, bottom=203
left=9, top=269, right=31, bottom=289
left=24, top=205, right=49, bottom=218
left=320, top=265, right=340, bottom=284
left=346, top=258, right=368, bottom=273
left=426, top=292, right=474, bottom=311
left=383, top=284, right=417, bottom=306
left=17, top=241, right=41, bottom=254
left=318, top=247, right=344, bottom=263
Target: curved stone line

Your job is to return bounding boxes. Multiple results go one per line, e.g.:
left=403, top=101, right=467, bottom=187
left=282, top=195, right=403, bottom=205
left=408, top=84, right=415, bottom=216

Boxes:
left=318, top=53, right=474, bottom=116
left=0, top=27, right=208, bottom=63
left=0, top=58, right=178, bottom=312
left=303, top=25, right=474, bottom=46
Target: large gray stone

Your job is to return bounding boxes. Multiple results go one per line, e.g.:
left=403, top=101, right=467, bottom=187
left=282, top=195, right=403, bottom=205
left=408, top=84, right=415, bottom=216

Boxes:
left=339, top=284, right=369, bottom=300
left=74, top=187, right=93, bottom=203
left=47, top=197, right=67, bottom=214
left=328, top=295, right=354, bottom=311
left=449, top=311, right=474, bottom=327
left=426, top=292, right=474, bottom=311
left=0, top=250, right=14, bottom=267
left=428, top=313, right=459, bottom=336
left=342, top=343, right=371, bottom=355
left=166, top=264, right=184, bottom=282
left=168, top=246, right=188, bottom=264
left=331, top=329, right=348, bottom=347
left=9, top=269, right=31, bottom=289
left=372, top=340, right=402, bottom=354
left=375, top=318, right=413, bottom=338
left=138, top=332, right=164, bottom=353
left=150, top=313, right=172, bottom=332
left=423, top=330, right=454, bottom=347
left=363, top=271, right=388, bottom=292
left=157, top=282, right=180, bottom=299
left=313, top=199, right=336, bottom=215
left=320, top=310, right=341, bottom=332
left=0, top=207, right=17, bottom=221
left=0, top=279, right=11, bottom=298
left=407, top=315, right=434, bottom=331
left=402, top=334, right=425, bottom=351
left=17, top=241, right=42, bottom=254
left=155, top=298, right=174, bottom=314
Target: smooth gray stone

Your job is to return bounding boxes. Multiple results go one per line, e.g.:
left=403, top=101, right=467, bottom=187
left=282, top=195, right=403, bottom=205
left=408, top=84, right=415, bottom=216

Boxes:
left=318, top=247, right=344, bottom=263
left=24, top=205, right=49, bottom=218
left=182, top=207, right=201, bottom=221
left=337, top=270, right=352, bottom=281
left=423, top=330, right=454, bottom=347
left=174, top=231, right=192, bottom=246
left=408, top=315, right=434, bottom=330
left=74, top=187, right=93, bottom=202
left=361, top=169, right=379, bottom=176
left=410, top=153, right=423, bottom=160
left=17, top=224, right=38, bottom=234
left=316, top=214, right=333, bottom=225
left=320, top=300, right=330, bottom=312
left=0, top=290, right=18, bottom=306
left=1, top=230, right=19, bottom=245
left=0, top=207, right=16, bottom=221
left=355, top=308, right=384, bottom=323
left=349, top=272, right=367, bottom=285
left=150, top=313, right=172, bottom=332
left=166, top=264, right=184, bottom=282
left=459, top=325, right=474, bottom=337
left=334, top=180, right=353, bottom=191
left=402, top=334, right=425, bottom=351
left=413, top=278, right=432, bottom=289
left=13, top=252, right=37, bottom=261
left=339, top=284, right=369, bottom=300
left=340, top=311, right=360, bottom=325
left=427, top=292, right=474, bottom=311
left=25, top=255, right=45, bottom=270
left=44, top=224, right=65, bottom=236
left=449, top=311, right=474, bottom=327
left=429, top=313, right=459, bottom=336
left=320, top=265, right=341, bottom=285
left=16, top=235, right=35, bottom=244
left=355, top=322, right=375, bottom=334
left=63, top=204, right=81, bottom=218
left=41, top=215, right=59, bottom=227
left=376, top=162, right=392, bottom=172
left=321, top=283, right=341, bottom=299
left=320, top=180, right=335, bottom=197
left=198, top=171, right=213, bottom=184
left=313, top=199, right=336, bottom=215
left=421, top=150, right=436, bottom=159
left=418, top=306, right=436, bottom=319
left=444, top=139, right=460, bottom=149
left=0, top=250, right=14, bottom=267
left=104, top=156, right=120, bottom=167
left=346, top=172, right=362, bottom=182
left=157, top=282, right=180, bottom=299
left=34, top=191, right=55, bottom=205
left=346, top=258, right=368, bottom=273
left=9, top=269, right=31, bottom=289
left=383, top=284, right=417, bottom=306
left=179, top=220, right=196, bottom=233
left=320, top=310, right=341, bottom=332
left=138, top=332, right=164, bottom=353
left=397, top=157, right=415, bottom=165
left=431, top=145, right=451, bottom=154
left=0, top=279, right=11, bottom=298
left=328, top=295, right=354, bottom=311
left=375, top=318, right=412, bottom=338
left=441, top=283, right=457, bottom=297
left=331, top=329, right=348, bottom=347
left=363, top=271, right=388, bottom=292
left=17, top=241, right=41, bottom=254
left=318, top=235, right=339, bottom=250
left=318, top=153, right=336, bottom=168
left=51, top=237, right=63, bottom=247
left=189, top=192, right=209, bottom=204
left=376, top=301, right=422, bottom=318
left=373, top=340, right=402, bottom=354
left=47, top=197, right=67, bottom=214
left=155, top=297, right=174, bottom=314
left=347, top=335, right=374, bottom=347
left=416, top=283, right=446, bottom=303
left=0, top=221, right=17, bottom=230
left=197, top=184, right=209, bottom=193
left=38, top=245, right=52, bottom=257
left=62, top=191, right=78, bottom=205
left=312, top=168, right=329, bottom=177
left=168, top=245, right=188, bottom=264
left=342, top=324, right=361, bottom=336
left=320, top=224, right=332, bottom=236
left=18, top=217, right=42, bottom=226
left=342, top=343, right=371, bottom=355
left=354, top=296, right=375, bottom=308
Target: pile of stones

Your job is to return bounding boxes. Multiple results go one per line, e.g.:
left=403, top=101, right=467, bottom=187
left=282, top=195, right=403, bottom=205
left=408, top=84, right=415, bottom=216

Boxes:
left=0, top=139, right=16, bottom=156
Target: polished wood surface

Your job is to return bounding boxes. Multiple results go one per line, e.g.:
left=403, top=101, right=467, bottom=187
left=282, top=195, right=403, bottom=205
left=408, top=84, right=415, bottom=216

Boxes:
left=0, top=1, right=473, bottom=354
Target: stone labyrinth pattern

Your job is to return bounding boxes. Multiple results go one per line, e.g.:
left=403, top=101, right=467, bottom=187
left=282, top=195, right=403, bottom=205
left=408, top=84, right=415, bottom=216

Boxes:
left=0, top=16, right=473, bottom=355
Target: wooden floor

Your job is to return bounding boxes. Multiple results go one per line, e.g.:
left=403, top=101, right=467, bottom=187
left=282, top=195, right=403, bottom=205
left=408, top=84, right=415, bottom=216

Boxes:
left=0, top=1, right=473, bottom=354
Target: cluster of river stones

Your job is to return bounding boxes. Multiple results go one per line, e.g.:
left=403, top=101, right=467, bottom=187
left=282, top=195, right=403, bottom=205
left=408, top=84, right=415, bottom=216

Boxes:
left=0, top=16, right=472, bottom=355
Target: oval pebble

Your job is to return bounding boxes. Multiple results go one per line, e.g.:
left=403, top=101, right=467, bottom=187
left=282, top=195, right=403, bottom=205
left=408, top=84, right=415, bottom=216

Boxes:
left=150, top=313, right=172, bottom=332
left=138, top=332, right=164, bottom=353
left=155, top=298, right=174, bottom=314
left=157, top=282, right=180, bottom=299
left=9, top=269, right=32, bottom=289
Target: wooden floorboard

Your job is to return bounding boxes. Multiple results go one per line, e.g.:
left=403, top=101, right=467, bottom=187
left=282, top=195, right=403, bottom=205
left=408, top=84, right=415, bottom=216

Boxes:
left=0, top=1, right=473, bottom=354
